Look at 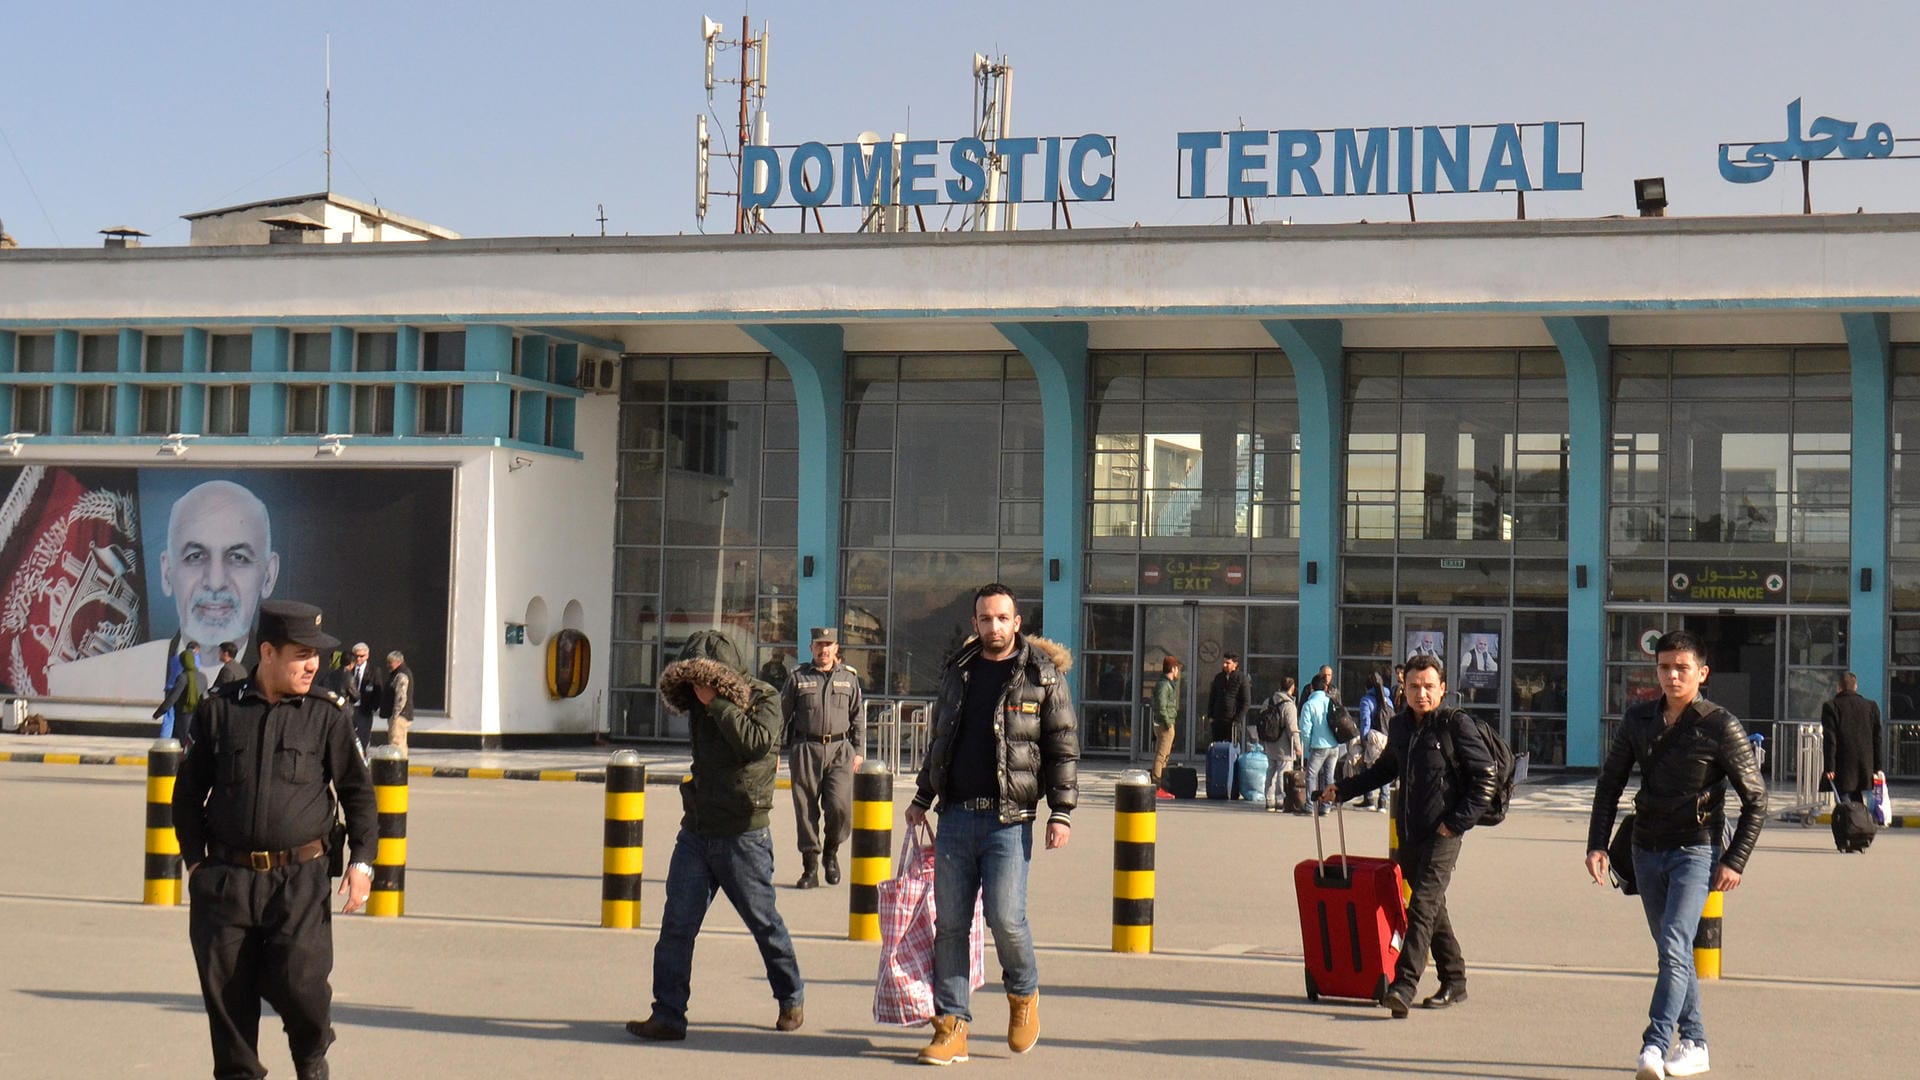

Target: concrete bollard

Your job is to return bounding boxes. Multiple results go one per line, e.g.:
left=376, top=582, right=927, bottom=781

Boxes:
left=366, top=745, right=408, bottom=917
left=1112, top=769, right=1156, bottom=953
left=143, top=739, right=183, bottom=905
left=849, top=760, right=892, bottom=941
left=1694, top=890, right=1723, bottom=979
left=602, top=751, right=646, bottom=929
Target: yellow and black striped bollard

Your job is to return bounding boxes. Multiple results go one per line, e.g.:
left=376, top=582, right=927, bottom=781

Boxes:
left=1694, top=890, right=1723, bottom=979
left=1386, top=787, right=1411, bottom=904
left=1113, top=770, right=1156, bottom=953
left=602, top=751, right=645, bottom=929
left=849, top=761, right=892, bottom=941
left=367, top=745, right=408, bottom=917
left=144, top=739, right=183, bottom=905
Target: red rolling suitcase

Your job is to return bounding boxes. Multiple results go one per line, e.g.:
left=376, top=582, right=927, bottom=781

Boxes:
left=1294, top=803, right=1407, bottom=1002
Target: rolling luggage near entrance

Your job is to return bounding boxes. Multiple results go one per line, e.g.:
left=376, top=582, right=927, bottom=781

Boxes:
left=1161, top=765, right=1198, bottom=800
left=1235, top=743, right=1269, bottom=802
left=1294, top=803, right=1406, bottom=1002
left=1282, top=768, right=1309, bottom=814
left=1206, top=741, right=1239, bottom=800
left=1833, top=797, right=1876, bottom=852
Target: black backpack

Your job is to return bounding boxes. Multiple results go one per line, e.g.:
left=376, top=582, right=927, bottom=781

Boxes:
left=1256, top=694, right=1290, bottom=742
left=1438, top=712, right=1518, bottom=827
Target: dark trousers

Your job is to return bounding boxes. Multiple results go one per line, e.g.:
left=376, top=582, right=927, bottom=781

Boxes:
left=1392, top=832, right=1466, bottom=996
left=788, top=738, right=853, bottom=857
left=1209, top=717, right=1235, bottom=744
left=188, top=858, right=335, bottom=1080
left=650, top=827, right=804, bottom=1028
left=352, top=709, right=376, bottom=757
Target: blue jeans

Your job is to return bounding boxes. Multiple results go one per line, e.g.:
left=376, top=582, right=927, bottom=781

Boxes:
left=933, top=808, right=1036, bottom=1021
left=1306, top=747, right=1342, bottom=814
left=1631, top=843, right=1713, bottom=1053
left=650, top=827, right=803, bottom=1028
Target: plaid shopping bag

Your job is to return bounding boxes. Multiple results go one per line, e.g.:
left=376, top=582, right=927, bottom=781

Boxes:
left=873, top=824, right=986, bottom=1026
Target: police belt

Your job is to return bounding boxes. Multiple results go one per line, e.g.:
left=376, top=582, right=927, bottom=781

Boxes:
left=794, top=730, right=851, bottom=745
left=206, top=837, right=328, bottom=871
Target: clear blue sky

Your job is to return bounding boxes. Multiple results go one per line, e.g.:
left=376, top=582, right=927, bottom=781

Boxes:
left=3, top=1, right=1916, bottom=246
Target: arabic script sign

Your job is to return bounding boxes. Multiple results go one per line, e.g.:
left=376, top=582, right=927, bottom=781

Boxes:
left=1666, top=562, right=1787, bottom=604
left=1139, top=556, right=1246, bottom=595
left=1718, top=99, right=1913, bottom=183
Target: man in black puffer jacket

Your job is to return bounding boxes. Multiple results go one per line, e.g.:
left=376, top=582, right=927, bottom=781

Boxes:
left=628, top=630, right=804, bottom=1042
left=1320, top=654, right=1494, bottom=1018
left=1586, top=630, right=1765, bottom=1080
left=906, top=584, right=1078, bottom=1066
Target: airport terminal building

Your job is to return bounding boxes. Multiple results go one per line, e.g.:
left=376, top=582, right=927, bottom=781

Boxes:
left=4, top=211, right=1919, bottom=773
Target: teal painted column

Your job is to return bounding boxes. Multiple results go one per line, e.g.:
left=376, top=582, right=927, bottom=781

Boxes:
left=517, top=334, right=550, bottom=443
left=114, top=329, right=141, bottom=436
left=743, top=325, right=845, bottom=646
left=1844, top=313, right=1892, bottom=702
left=394, top=327, right=421, bottom=435
left=250, top=327, right=289, bottom=437
left=180, top=328, right=208, bottom=433
left=1546, top=316, right=1611, bottom=767
left=1261, top=320, right=1343, bottom=681
left=51, top=330, right=78, bottom=436
left=549, top=344, right=579, bottom=451
left=0, top=331, right=13, bottom=431
left=464, top=326, right=514, bottom=438
left=327, top=327, right=353, bottom=433
left=996, top=322, right=1088, bottom=665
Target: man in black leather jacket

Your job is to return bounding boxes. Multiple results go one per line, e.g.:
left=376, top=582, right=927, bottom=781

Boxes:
left=1319, top=654, right=1494, bottom=1017
left=1585, top=630, right=1766, bottom=1080
left=906, top=584, right=1079, bottom=1065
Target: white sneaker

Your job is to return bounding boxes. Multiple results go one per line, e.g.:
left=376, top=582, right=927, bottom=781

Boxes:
left=1635, top=1045, right=1667, bottom=1080
left=1665, top=1039, right=1710, bottom=1077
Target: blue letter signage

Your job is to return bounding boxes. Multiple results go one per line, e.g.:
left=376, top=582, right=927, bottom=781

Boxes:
left=1176, top=121, right=1583, bottom=199
left=741, top=134, right=1118, bottom=211
left=1718, top=99, right=1904, bottom=183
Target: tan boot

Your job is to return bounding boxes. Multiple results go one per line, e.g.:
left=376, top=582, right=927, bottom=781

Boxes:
left=1007, top=992, right=1038, bottom=1053
left=917, top=1015, right=969, bottom=1066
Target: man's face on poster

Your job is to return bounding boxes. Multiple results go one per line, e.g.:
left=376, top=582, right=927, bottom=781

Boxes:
left=161, top=481, right=280, bottom=652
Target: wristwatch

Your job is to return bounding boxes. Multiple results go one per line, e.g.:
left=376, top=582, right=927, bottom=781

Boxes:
left=349, top=861, right=373, bottom=878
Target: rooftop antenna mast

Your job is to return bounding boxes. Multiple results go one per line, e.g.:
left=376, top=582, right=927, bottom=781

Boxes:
left=696, top=15, right=771, bottom=234
left=969, top=53, right=1014, bottom=231
left=324, top=33, right=332, bottom=193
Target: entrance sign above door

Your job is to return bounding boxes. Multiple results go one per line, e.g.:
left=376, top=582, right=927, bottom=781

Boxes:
left=1666, top=562, right=1788, bottom=604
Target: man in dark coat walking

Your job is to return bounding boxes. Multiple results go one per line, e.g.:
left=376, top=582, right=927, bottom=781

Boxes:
left=1822, top=672, right=1884, bottom=805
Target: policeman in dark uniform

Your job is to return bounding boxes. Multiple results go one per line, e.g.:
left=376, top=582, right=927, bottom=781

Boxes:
left=172, top=600, right=378, bottom=1080
left=781, top=627, right=864, bottom=888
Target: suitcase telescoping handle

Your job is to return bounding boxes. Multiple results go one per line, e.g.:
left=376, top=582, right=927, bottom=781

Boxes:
left=1311, top=799, right=1350, bottom=880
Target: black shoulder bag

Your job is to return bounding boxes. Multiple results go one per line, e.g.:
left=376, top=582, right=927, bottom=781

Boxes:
left=1607, top=719, right=1686, bottom=895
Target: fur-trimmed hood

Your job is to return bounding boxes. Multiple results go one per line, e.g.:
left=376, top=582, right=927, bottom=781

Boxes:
left=659, top=630, right=756, bottom=713
left=944, top=633, right=1073, bottom=676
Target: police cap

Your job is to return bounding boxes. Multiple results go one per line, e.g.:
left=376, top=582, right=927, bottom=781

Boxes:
left=256, top=600, right=341, bottom=651
left=810, top=627, right=837, bottom=644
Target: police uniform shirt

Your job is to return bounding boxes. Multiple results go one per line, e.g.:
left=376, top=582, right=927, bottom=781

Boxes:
left=173, top=678, right=378, bottom=866
left=783, top=663, right=864, bottom=744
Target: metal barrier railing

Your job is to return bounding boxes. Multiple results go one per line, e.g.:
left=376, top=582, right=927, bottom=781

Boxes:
left=1772, top=719, right=1830, bottom=825
left=863, top=698, right=935, bottom=779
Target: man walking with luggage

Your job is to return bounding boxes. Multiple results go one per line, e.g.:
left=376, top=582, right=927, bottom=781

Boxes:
left=906, top=584, right=1078, bottom=1065
left=1822, top=672, right=1884, bottom=810
left=1584, top=630, right=1766, bottom=1079
left=1317, top=655, right=1494, bottom=1017
left=782, top=626, right=865, bottom=889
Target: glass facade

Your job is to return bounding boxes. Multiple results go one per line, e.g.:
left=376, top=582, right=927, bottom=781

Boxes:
left=610, top=356, right=798, bottom=737
left=1083, top=351, right=1300, bottom=759
left=839, top=353, right=1045, bottom=698
left=1340, top=349, right=1571, bottom=764
left=1887, top=346, right=1920, bottom=774
left=1604, top=347, right=1851, bottom=753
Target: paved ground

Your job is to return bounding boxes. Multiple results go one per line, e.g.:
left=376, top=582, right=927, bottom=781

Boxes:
left=3, top=739, right=1918, bottom=1078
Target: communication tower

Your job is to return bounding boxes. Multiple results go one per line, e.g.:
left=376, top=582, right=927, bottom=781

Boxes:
left=968, top=53, right=1015, bottom=231
left=695, top=15, right=772, bottom=233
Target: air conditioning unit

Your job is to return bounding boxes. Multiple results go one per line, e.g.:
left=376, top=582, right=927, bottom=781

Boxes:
left=579, top=356, right=619, bottom=395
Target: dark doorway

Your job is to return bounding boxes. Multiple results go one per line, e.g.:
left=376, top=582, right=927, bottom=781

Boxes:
left=1679, top=614, right=1779, bottom=723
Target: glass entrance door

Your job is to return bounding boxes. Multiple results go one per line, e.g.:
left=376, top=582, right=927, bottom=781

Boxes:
left=1394, top=609, right=1510, bottom=742
left=1139, top=604, right=1247, bottom=765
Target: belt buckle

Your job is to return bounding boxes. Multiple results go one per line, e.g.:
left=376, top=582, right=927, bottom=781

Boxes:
left=248, top=850, right=273, bottom=871
left=820, top=733, right=832, bottom=745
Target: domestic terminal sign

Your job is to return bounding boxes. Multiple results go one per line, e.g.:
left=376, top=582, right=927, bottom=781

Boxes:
left=1719, top=98, right=1916, bottom=183
left=1667, top=562, right=1788, bottom=604
left=1177, top=121, right=1584, bottom=198
left=741, top=134, right=1116, bottom=209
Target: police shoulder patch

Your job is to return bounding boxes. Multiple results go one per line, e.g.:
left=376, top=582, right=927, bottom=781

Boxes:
left=316, top=689, right=348, bottom=708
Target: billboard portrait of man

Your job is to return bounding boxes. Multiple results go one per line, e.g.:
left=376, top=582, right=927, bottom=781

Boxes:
left=48, top=479, right=280, bottom=701
left=161, top=480, right=281, bottom=669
